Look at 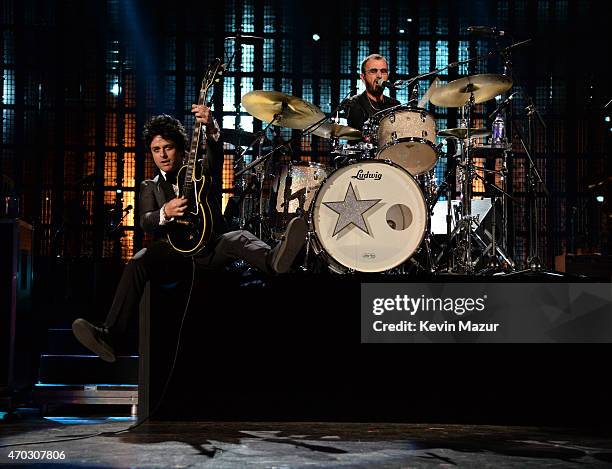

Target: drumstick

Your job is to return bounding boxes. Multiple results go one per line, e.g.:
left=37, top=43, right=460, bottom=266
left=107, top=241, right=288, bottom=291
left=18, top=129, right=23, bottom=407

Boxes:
left=418, top=77, right=441, bottom=109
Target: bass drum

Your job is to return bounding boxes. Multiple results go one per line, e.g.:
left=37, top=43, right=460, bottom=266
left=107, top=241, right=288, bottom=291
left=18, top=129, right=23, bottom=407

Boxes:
left=311, top=160, right=427, bottom=273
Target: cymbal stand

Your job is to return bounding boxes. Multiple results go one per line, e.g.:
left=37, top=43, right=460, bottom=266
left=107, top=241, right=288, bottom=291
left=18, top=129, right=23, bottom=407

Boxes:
left=513, top=102, right=550, bottom=271
left=455, top=90, right=478, bottom=274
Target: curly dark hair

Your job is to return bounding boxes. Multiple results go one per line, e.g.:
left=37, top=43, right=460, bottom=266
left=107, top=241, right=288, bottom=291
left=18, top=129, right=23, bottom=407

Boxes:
left=142, top=114, right=188, bottom=155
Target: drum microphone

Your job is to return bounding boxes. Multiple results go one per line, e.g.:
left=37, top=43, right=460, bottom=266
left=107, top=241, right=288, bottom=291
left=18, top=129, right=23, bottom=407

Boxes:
left=488, top=91, right=518, bottom=120
left=375, top=78, right=402, bottom=90
left=467, top=26, right=506, bottom=37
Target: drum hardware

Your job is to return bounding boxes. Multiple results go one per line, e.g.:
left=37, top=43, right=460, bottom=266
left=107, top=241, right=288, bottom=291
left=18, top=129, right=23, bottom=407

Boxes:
left=417, top=77, right=441, bottom=109
left=330, top=141, right=375, bottom=166
left=502, top=97, right=555, bottom=275
left=490, top=37, right=560, bottom=275
left=476, top=194, right=512, bottom=274
left=429, top=85, right=502, bottom=273
left=233, top=107, right=286, bottom=238
left=223, top=128, right=264, bottom=148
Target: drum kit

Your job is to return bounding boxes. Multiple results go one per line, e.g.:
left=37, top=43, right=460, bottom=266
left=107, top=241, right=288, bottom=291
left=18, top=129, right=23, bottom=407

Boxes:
left=228, top=72, right=521, bottom=275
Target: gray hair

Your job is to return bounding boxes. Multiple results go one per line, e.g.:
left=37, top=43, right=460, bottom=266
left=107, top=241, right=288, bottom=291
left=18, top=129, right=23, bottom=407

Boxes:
left=360, top=54, right=388, bottom=74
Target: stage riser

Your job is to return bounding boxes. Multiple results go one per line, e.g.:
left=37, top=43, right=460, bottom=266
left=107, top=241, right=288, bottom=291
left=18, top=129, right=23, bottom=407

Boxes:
left=38, top=356, right=137, bottom=385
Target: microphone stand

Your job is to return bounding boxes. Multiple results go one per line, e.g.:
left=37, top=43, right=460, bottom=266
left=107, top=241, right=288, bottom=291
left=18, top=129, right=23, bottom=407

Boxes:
left=489, top=39, right=564, bottom=276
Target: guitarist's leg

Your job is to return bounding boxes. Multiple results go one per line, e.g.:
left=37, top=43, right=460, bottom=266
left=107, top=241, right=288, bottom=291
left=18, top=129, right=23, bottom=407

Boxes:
left=204, top=217, right=307, bottom=274
left=73, top=241, right=191, bottom=362
left=204, top=230, right=273, bottom=273
left=105, top=241, right=191, bottom=335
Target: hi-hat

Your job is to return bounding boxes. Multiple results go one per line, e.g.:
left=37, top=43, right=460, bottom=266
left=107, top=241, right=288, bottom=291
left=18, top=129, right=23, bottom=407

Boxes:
left=312, top=122, right=362, bottom=140
left=241, top=90, right=325, bottom=129
left=430, top=74, right=513, bottom=107
left=438, top=127, right=492, bottom=139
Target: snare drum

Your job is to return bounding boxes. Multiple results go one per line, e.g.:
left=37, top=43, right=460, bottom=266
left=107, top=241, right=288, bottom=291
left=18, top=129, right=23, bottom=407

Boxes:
left=375, top=106, right=438, bottom=175
left=311, top=160, right=427, bottom=272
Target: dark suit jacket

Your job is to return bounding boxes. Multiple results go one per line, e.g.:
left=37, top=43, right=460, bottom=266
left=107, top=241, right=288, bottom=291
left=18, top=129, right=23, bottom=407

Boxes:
left=346, top=92, right=401, bottom=133
left=139, top=135, right=227, bottom=240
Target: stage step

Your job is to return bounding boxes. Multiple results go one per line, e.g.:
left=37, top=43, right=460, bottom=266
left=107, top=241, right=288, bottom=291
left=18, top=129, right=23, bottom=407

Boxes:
left=38, top=355, right=138, bottom=385
left=32, top=384, right=138, bottom=416
left=47, top=328, right=92, bottom=355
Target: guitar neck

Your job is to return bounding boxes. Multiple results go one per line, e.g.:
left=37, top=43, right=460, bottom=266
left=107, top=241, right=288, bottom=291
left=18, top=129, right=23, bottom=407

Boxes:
left=184, top=89, right=209, bottom=191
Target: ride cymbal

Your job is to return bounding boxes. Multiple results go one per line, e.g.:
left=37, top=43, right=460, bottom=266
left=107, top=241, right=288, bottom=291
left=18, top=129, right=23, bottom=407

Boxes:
left=241, top=90, right=325, bottom=129
left=429, top=74, right=513, bottom=107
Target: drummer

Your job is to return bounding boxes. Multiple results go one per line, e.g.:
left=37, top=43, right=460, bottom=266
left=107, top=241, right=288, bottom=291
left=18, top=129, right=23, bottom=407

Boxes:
left=345, top=54, right=401, bottom=132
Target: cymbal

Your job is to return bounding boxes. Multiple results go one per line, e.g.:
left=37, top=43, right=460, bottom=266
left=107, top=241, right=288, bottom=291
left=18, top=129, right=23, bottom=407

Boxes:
left=312, top=122, right=362, bottom=141
left=241, top=90, right=325, bottom=129
left=429, top=74, right=513, bottom=107
left=438, top=127, right=492, bottom=139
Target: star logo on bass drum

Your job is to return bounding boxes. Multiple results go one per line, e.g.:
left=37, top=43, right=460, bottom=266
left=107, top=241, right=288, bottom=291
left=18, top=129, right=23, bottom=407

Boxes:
left=322, top=182, right=381, bottom=237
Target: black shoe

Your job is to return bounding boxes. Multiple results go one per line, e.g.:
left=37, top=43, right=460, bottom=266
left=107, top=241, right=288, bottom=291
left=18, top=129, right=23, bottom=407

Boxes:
left=269, top=217, right=308, bottom=274
left=72, top=318, right=116, bottom=363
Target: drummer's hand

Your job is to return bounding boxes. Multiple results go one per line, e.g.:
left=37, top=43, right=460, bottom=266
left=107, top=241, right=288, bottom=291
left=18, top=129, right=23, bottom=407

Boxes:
left=164, top=197, right=188, bottom=218
left=192, top=104, right=212, bottom=125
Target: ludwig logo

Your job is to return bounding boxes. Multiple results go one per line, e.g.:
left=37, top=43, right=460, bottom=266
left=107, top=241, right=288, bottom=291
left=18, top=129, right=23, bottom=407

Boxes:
left=352, top=169, right=382, bottom=181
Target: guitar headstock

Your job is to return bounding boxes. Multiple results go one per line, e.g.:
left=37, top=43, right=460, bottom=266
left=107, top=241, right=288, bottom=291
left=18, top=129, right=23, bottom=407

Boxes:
left=201, top=58, right=225, bottom=96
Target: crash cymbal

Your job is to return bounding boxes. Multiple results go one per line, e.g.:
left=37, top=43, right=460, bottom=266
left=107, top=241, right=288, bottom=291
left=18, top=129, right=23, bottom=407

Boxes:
left=438, top=127, right=492, bottom=139
left=429, top=74, right=513, bottom=107
left=312, top=122, right=362, bottom=141
left=241, top=90, right=325, bottom=129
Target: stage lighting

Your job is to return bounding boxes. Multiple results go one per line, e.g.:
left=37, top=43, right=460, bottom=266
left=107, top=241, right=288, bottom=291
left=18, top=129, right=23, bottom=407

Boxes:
left=312, top=34, right=320, bottom=41
left=399, top=29, right=405, bottom=34
left=111, top=83, right=120, bottom=96
left=407, top=18, right=413, bottom=23
left=605, top=116, right=610, bottom=122
left=596, top=196, right=604, bottom=203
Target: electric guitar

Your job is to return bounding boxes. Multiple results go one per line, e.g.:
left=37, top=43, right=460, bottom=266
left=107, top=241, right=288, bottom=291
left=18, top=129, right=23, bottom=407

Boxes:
left=167, top=58, right=224, bottom=256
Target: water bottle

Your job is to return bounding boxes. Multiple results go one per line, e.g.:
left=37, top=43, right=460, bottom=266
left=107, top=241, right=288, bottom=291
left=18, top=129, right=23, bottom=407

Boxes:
left=492, top=113, right=505, bottom=145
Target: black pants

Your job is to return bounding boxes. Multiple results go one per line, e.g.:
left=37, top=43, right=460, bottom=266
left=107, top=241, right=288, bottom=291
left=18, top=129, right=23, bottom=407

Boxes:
left=104, top=230, right=271, bottom=335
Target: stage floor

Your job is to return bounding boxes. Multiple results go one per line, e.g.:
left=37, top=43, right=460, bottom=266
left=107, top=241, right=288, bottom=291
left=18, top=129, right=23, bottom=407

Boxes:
left=2, top=416, right=612, bottom=468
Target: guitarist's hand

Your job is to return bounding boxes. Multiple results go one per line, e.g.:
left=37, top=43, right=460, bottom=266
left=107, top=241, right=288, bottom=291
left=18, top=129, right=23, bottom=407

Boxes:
left=192, top=104, right=212, bottom=125
left=164, top=197, right=189, bottom=218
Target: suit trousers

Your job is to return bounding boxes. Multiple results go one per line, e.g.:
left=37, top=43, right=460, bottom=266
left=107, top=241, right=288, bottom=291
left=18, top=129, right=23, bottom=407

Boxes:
left=104, top=230, right=271, bottom=335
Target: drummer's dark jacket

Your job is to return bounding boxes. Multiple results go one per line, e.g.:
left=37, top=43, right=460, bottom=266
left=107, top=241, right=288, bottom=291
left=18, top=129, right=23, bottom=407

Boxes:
left=139, top=134, right=227, bottom=243
left=345, top=92, right=401, bottom=133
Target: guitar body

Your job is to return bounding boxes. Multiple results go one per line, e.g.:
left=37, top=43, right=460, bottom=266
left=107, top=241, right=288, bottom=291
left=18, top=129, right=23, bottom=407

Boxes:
left=166, top=163, right=214, bottom=256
